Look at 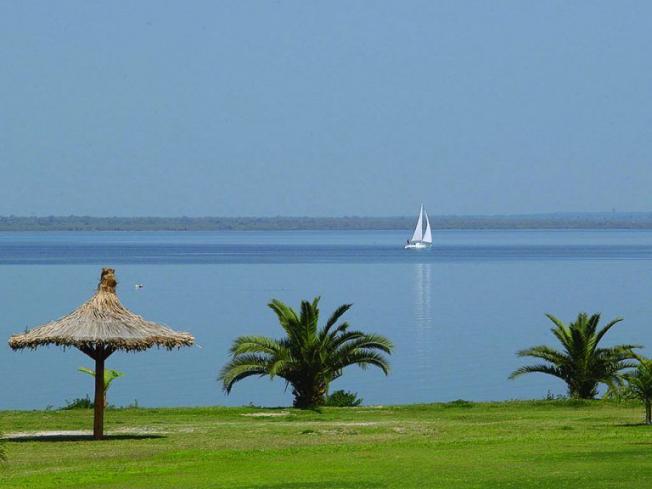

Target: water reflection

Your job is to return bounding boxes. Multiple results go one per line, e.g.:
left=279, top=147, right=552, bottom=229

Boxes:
left=414, top=263, right=432, bottom=373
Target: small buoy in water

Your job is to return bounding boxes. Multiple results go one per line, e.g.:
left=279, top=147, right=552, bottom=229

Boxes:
left=135, top=284, right=144, bottom=289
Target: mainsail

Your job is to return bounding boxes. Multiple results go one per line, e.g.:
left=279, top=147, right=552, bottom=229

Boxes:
left=410, top=205, right=424, bottom=243
left=422, top=209, right=432, bottom=244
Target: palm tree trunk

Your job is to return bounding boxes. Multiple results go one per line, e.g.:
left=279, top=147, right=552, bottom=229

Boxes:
left=293, top=383, right=327, bottom=408
left=645, top=400, right=651, bottom=425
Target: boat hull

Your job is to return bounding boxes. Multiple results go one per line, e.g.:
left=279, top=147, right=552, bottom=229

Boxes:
left=404, top=242, right=431, bottom=249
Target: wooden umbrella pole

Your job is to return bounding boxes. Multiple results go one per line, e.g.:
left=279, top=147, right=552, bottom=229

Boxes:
left=93, top=347, right=105, bottom=440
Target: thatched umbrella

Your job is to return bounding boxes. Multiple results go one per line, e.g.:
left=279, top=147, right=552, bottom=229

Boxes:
left=8, top=268, right=194, bottom=440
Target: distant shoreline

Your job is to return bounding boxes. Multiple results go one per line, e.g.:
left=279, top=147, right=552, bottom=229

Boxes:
left=2, top=213, right=652, bottom=231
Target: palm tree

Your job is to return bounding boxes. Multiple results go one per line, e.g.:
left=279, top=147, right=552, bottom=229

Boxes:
left=623, top=355, right=652, bottom=424
left=219, top=297, right=393, bottom=408
left=509, top=313, right=639, bottom=399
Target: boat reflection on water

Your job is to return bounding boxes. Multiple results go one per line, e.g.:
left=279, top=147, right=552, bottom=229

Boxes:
left=414, top=262, right=433, bottom=373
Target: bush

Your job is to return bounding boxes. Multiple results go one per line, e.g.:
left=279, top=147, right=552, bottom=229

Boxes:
left=125, top=399, right=140, bottom=409
left=544, top=390, right=568, bottom=401
left=325, top=390, right=362, bottom=407
left=61, top=395, right=94, bottom=410
left=444, top=399, right=474, bottom=408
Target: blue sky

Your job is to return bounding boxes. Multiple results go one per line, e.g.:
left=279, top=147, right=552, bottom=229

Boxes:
left=1, top=1, right=650, bottom=217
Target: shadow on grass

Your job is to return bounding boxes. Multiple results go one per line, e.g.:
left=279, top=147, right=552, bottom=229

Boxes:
left=5, top=434, right=166, bottom=443
left=240, top=482, right=384, bottom=489
left=615, top=422, right=652, bottom=428
left=247, top=405, right=323, bottom=414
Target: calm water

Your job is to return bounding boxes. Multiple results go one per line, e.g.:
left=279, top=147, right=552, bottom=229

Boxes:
left=2, top=229, right=652, bottom=409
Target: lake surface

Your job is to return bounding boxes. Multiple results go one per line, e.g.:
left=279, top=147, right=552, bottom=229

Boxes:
left=2, top=229, right=652, bottom=409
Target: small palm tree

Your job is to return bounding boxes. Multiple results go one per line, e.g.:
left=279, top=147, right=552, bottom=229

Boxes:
left=219, top=297, right=393, bottom=408
left=623, top=355, right=652, bottom=424
left=510, top=313, right=639, bottom=399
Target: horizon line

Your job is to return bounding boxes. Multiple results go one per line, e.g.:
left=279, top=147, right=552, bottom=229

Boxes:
left=3, top=211, right=652, bottom=220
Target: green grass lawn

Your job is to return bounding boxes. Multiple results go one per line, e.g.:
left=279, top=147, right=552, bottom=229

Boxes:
left=1, top=400, right=652, bottom=488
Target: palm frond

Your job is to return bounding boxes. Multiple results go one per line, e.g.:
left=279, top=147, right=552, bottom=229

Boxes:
left=268, top=299, right=300, bottom=337
left=328, top=329, right=366, bottom=349
left=322, top=303, right=352, bottom=336
left=219, top=353, right=272, bottom=393
left=585, top=313, right=601, bottom=337
left=268, top=357, right=292, bottom=378
left=230, top=335, right=286, bottom=356
left=547, top=316, right=572, bottom=352
left=334, top=334, right=394, bottom=356
left=509, top=364, right=564, bottom=380
left=603, top=344, right=642, bottom=354
left=300, top=298, right=320, bottom=339
left=324, top=322, right=351, bottom=344
left=332, top=350, right=391, bottom=375
left=515, top=345, right=567, bottom=364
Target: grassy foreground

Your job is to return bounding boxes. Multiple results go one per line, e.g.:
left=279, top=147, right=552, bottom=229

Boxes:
left=1, top=400, right=652, bottom=488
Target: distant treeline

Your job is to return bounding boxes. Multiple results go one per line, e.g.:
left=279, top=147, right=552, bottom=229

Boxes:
left=2, top=213, right=652, bottom=231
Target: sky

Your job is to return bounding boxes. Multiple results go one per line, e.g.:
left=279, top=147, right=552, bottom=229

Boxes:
left=1, top=1, right=651, bottom=217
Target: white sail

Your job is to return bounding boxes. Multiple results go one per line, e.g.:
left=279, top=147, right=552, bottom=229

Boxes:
left=410, top=205, right=424, bottom=242
left=422, top=209, right=432, bottom=244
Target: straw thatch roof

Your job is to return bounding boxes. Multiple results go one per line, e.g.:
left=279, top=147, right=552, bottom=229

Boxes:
left=8, top=268, right=194, bottom=352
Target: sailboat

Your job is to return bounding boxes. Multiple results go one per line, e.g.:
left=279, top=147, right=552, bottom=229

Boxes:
left=405, top=204, right=432, bottom=249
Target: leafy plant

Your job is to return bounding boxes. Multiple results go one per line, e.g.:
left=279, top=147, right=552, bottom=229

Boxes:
left=510, top=313, right=639, bottom=399
left=325, top=390, right=363, bottom=407
left=79, top=367, right=124, bottom=407
left=219, top=297, right=393, bottom=408
left=79, top=367, right=124, bottom=393
left=623, top=355, right=652, bottom=424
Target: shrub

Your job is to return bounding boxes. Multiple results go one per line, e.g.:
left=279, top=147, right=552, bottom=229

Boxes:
left=325, top=390, right=362, bottom=407
left=544, top=390, right=567, bottom=401
left=125, top=399, right=140, bottom=409
left=444, top=399, right=474, bottom=408
left=62, top=395, right=94, bottom=410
